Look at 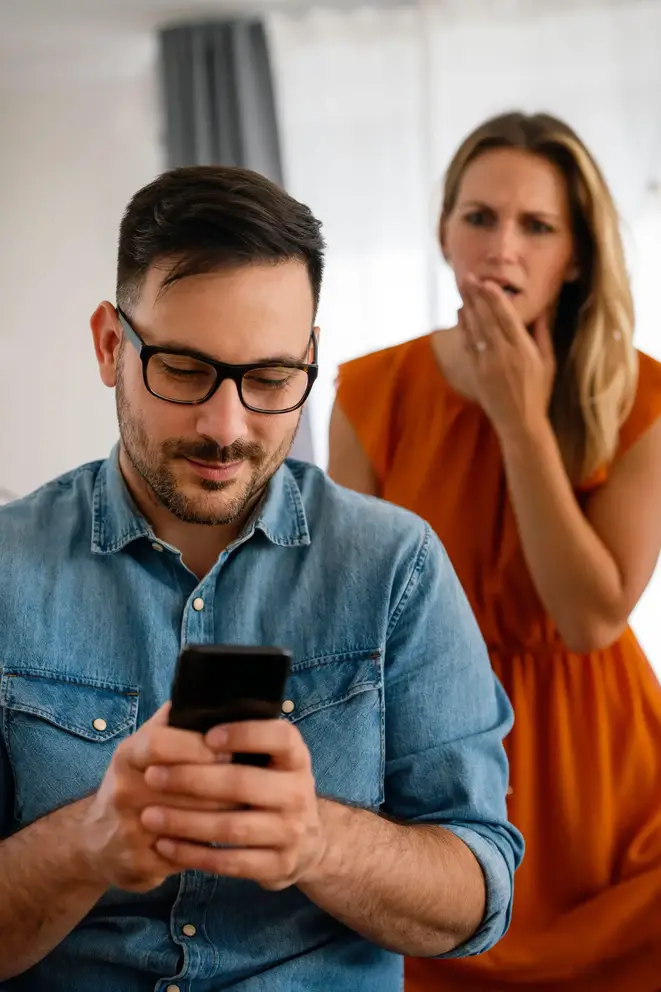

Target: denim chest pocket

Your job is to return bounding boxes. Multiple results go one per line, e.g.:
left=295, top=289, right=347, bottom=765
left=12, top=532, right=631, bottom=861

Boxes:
left=0, top=668, right=139, bottom=827
left=282, top=649, right=384, bottom=809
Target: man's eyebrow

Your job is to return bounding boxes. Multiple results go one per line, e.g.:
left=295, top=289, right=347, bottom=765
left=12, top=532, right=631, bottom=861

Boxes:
left=146, top=338, right=312, bottom=365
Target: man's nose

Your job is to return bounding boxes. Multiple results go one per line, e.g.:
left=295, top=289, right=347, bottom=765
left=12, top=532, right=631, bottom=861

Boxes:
left=193, top=378, right=250, bottom=448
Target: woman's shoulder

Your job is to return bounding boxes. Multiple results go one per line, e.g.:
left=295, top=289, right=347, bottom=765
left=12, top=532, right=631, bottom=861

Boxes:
left=618, top=350, right=661, bottom=452
left=337, top=333, right=432, bottom=387
left=634, top=349, right=661, bottom=393
left=580, top=350, right=661, bottom=491
left=334, top=334, right=436, bottom=481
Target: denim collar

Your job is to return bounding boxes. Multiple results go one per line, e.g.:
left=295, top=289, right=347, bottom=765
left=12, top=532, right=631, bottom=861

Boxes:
left=90, top=445, right=310, bottom=556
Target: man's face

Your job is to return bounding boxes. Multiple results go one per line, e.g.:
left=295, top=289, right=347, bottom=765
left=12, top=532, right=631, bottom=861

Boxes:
left=112, top=260, right=315, bottom=526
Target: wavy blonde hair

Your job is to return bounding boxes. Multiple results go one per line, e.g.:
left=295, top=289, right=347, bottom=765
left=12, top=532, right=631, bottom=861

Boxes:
left=440, top=111, right=637, bottom=484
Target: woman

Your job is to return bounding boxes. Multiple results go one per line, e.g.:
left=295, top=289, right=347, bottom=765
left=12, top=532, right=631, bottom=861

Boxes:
left=329, top=112, right=661, bottom=991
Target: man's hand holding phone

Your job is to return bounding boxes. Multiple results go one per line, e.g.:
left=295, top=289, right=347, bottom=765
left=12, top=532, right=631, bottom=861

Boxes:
left=79, top=703, right=219, bottom=893
left=141, top=717, right=326, bottom=891
left=79, top=644, right=327, bottom=894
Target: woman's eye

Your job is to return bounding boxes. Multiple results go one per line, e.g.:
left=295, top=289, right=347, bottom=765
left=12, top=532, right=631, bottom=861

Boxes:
left=465, top=211, right=490, bottom=227
left=528, top=218, right=554, bottom=234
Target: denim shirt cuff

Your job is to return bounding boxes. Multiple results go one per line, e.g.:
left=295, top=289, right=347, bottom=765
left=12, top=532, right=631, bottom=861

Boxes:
left=435, top=824, right=514, bottom=958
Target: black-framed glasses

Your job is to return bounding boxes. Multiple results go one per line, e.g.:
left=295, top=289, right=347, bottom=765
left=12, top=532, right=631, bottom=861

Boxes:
left=116, top=308, right=318, bottom=414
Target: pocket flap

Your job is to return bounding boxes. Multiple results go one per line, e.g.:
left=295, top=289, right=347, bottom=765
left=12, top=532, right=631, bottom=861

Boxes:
left=1, top=671, right=139, bottom=742
left=285, top=649, right=382, bottom=723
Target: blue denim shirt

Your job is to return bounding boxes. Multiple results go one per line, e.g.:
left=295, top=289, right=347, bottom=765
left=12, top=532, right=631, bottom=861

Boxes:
left=0, top=450, right=522, bottom=992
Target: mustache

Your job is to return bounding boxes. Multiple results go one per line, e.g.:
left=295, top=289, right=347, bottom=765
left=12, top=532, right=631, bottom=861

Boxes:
left=165, top=438, right=264, bottom=464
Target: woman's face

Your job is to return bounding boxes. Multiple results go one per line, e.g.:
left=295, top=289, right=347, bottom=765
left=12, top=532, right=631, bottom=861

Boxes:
left=442, top=147, right=577, bottom=327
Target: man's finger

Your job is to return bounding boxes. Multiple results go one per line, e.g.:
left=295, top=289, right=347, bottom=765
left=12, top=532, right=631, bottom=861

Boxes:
left=155, top=837, right=292, bottom=887
left=141, top=806, right=290, bottom=847
left=121, top=720, right=218, bottom=772
left=143, top=762, right=308, bottom=811
left=206, top=719, right=310, bottom=772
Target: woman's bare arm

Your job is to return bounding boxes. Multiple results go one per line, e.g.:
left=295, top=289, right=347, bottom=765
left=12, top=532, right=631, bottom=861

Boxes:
left=327, top=401, right=379, bottom=496
left=500, top=416, right=661, bottom=652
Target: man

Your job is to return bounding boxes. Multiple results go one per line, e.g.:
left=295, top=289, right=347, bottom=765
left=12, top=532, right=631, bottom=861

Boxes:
left=0, top=166, right=522, bottom=991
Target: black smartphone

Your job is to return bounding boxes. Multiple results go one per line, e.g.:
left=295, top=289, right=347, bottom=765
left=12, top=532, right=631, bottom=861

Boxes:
left=168, top=644, right=292, bottom=766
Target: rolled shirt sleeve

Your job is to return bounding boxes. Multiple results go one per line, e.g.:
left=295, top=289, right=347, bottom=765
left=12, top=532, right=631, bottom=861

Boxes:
left=383, top=523, right=524, bottom=956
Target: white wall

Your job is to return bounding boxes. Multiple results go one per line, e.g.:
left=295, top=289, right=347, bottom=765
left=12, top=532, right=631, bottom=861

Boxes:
left=0, top=28, right=163, bottom=496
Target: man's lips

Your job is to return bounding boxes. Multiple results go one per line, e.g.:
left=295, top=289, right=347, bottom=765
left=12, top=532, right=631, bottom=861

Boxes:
left=184, top=457, right=244, bottom=482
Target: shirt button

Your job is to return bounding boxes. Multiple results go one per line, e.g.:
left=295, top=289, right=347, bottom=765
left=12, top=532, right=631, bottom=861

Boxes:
left=281, top=700, right=295, bottom=715
left=92, top=718, right=107, bottom=732
left=181, top=923, right=197, bottom=937
left=192, top=597, right=205, bottom=611
left=152, top=542, right=164, bottom=552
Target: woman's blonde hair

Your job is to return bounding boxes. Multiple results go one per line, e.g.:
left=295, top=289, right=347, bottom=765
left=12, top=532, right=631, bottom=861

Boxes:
left=440, top=111, right=637, bottom=484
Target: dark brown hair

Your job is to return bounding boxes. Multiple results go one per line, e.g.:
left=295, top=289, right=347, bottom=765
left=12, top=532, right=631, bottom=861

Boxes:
left=117, top=165, right=325, bottom=314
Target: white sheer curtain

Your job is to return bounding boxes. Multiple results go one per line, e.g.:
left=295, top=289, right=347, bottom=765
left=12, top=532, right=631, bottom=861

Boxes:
left=269, top=6, right=437, bottom=468
left=268, top=0, right=661, bottom=671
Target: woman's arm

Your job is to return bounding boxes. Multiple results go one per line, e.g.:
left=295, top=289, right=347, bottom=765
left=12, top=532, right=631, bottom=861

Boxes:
left=459, top=275, right=661, bottom=652
left=328, top=401, right=379, bottom=496
left=500, top=415, right=661, bottom=652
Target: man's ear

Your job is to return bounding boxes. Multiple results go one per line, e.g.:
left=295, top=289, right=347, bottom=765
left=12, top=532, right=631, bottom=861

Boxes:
left=90, top=301, right=122, bottom=388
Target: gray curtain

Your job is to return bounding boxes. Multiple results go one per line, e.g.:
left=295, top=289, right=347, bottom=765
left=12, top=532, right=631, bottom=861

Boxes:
left=160, top=20, right=315, bottom=463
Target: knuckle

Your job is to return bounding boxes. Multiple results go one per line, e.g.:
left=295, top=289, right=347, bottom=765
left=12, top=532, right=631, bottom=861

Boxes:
left=291, top=775, right=313, bottom=810
left=225, top=817, right=246, bottom=846
left=111, top=779, right=133, bottom=808
left=224, top=848, right=247, bottom=875
left=113, top=738, right=133, bottom=765
left=144, top=726, right=167, bottom=758
left=231, top=766, right=251, bottom=797
left=102, top=766, right=130, bottom=807
left=287, top=816, right=306, bottom=843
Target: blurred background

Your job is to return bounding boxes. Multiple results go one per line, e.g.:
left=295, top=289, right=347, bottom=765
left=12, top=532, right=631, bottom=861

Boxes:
left=0, top=0, right=659, bottom=667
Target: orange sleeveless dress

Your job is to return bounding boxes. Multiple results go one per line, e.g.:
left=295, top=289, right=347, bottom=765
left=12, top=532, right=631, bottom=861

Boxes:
left=336, top=333, right=661, bottom=992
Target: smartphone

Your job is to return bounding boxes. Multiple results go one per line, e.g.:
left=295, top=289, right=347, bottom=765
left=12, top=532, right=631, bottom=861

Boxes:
left=168, top=644, right=292, bottom=766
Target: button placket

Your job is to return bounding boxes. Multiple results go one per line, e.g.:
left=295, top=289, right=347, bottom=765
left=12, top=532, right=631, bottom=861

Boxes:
left=171, top=870, right=218, bottom=978
left=182, top=583, right=216, bottom=656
